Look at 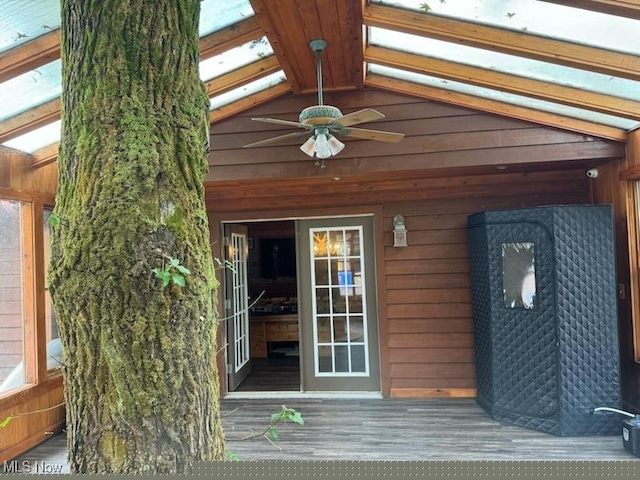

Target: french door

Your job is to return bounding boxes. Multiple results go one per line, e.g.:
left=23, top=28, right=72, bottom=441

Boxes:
left=224, top=224, right=251, bottom=391
left=296, top=216, right=380, bottom=392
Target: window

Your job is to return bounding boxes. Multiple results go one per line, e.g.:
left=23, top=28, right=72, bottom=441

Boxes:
left=43, top=208, right=61, bottom=375
left=0, top=199, right=25, bottom=393
left=0, top=199, right=58, bottom=395
left=311, top=227, right=369, bottom=376
left=502, top=242, right=536, bottom=310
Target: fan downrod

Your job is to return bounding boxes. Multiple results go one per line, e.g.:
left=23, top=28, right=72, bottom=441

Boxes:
left=309, top=39, right=327, bottom=106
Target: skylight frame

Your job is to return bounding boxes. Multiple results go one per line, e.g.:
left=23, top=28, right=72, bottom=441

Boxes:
left=2, top=120, right=60, bottom=154
left=367, top=63, right=639, bottom=131
left=199, top=37, right=274, bottom=82
left=199, top=0, right=255, bottom=37
left=0, top=0, right=61, bottom=55
left=368, top=27, right=640, bottom=104
left=209, top=71, right=288, bottom=110
left=0, top=60, right=61, bottom=122
left=369, top=0, right=640, bottom=56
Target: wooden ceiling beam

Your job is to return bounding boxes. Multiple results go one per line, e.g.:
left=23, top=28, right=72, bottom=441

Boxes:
left=0, top=30, right=60, bottom=84
left=205, top=56, right=281, bottom=97
left=0, top=99, right=60, bottom=143
left=364, top=4, right=640, bottom=82
left=538, top=0, right=640, bottom=19
left=31, top=143, right=59, bottom=169
left=249, top=0, right=304, bottom=93
left=365, top=45, right=640, bottom=122
left=365, top=74, right=626, bottom=142
left=199, top=17, right=264, bottom=60
left=247, top=0, right=363, bottom=93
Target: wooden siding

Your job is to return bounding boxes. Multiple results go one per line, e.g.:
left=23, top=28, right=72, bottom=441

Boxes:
left=207, top=89, right=617, bottom=398
left=206, top=89, right=623, bottom=186
left=595, top=129, right=640, bottom=413
left=0, top=378, right=64, bottom=463
left=0, top=148, right=57, bottom=201
left=383, top=193, right=591, bottom=399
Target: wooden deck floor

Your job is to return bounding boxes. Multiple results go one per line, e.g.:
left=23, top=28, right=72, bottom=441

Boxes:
left=234, top=357, right=300, bottom=392
left=9, top=397, right=639, bottom=471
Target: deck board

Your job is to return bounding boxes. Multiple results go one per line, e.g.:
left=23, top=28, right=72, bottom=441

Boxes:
left=8, top=398, right=639, bottom=472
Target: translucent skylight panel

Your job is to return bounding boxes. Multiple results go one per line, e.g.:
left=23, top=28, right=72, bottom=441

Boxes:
left=368, top=64, right=638, bottom=131
left=210, top=71, right=287, bottom=110
left=370, top=0, right=640, bottom=55
left=0, top=0, right=60, bottom=54
left=0, top=60, right=61, bottom=122
left=369, top=27, right=640, bottom=103
left=200, top=37, right=273, bottom=82
left=2, top=120, right=60, bottom=154
left=199, top=0, right=254, bottom=37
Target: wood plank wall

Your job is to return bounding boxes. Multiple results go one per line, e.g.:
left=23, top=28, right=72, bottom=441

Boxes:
left=383, top=192, right=590, bottom=398
left=0, top=148, right=57, bottom=201
left=207, top=89, right=623, bottom=398
left=0, top=147, right=62, bottom=463
left=595, top=129, right=640, bottom=412
left=206, top=89, right=622, bottom=185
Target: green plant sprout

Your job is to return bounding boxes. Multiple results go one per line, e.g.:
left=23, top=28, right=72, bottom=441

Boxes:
left=225, top=450, right=240, bottom=462
left=239, top=405, right=305, bottom=453
left=48, top=214, right=64, bottom=227
left=152, top=257, right=190, bottom=288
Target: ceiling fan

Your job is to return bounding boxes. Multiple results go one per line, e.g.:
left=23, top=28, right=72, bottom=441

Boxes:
left=243, top=38, right=405, bottom=167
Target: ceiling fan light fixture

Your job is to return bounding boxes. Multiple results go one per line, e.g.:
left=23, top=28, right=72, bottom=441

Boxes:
left=300, top=136, right=316, bottom=157
left=300, top=125, right=345, bottom=162
left=314, top=132, right=332, bottom=159
left=327, top=135, right=345, bottom=156
left=246, top=38, right=404, bottom=158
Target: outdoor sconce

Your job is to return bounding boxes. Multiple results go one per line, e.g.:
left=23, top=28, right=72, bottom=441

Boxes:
left=393, top=215, right=407, bottom=247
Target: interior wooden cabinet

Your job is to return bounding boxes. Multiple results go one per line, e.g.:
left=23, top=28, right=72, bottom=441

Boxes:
left=249, top=314, right=298, bottom=358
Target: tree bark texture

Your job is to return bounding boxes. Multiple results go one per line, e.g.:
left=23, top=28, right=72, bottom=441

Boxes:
left=50, top=0, right=225, bottom=473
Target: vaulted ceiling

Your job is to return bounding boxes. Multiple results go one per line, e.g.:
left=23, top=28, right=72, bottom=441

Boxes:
left=1, top=0, right=639, bottom=169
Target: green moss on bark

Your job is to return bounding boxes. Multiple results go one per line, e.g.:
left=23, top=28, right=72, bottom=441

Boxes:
left=51, top=0, right=224, bottom=474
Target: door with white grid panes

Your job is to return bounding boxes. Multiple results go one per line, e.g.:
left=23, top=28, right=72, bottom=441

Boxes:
left=297, top=216, right=380, bottom=392
left=224, top=224, right=252, bottom=391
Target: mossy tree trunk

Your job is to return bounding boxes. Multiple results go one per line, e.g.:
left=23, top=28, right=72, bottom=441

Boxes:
left=49, top=0, right=225, bottom=473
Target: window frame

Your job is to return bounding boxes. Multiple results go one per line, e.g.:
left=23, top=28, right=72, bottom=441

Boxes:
left=0, top=189, right=59, bottom=401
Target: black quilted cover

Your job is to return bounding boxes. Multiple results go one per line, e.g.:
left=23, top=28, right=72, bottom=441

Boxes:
left=468, top=205, right=621, bottom=436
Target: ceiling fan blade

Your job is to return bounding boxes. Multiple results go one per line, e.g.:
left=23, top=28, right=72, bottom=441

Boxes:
left=251, top=117, right=308, bottom=128
left=338, top=127, right=405, bottom=143
left=243, top=130, right=309, bottom=148
left=336, top=108, right=386, bottom=127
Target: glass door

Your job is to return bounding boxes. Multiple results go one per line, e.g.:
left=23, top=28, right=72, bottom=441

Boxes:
left=224, top=224, right=251, bottom=391
left=297, top=216, right=380, bottom=392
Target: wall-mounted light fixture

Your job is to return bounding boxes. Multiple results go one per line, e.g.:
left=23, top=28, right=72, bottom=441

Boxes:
left=393, top=215, right=407, bottom=247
